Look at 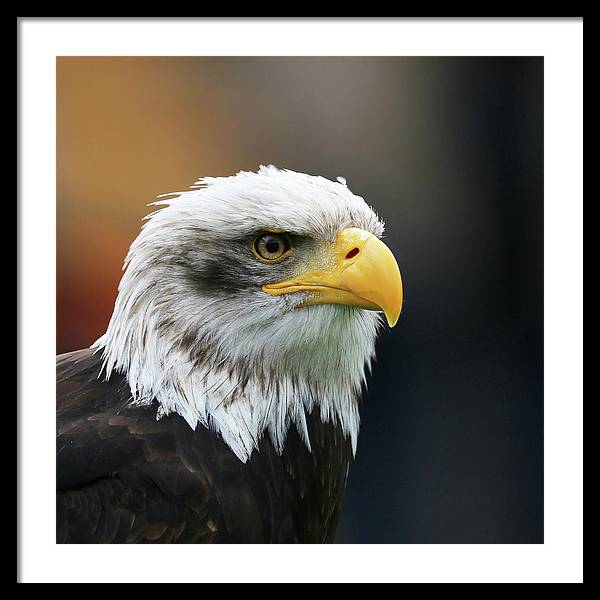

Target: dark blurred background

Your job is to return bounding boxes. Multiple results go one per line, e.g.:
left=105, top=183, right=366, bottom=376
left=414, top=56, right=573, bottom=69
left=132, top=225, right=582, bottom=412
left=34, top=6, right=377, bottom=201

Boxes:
left=57, top=57, right=543, bottom=543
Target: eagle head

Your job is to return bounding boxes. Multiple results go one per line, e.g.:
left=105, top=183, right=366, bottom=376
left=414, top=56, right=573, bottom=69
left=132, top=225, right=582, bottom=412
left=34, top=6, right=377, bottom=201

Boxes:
left=95, top=166, right=403, bottom=461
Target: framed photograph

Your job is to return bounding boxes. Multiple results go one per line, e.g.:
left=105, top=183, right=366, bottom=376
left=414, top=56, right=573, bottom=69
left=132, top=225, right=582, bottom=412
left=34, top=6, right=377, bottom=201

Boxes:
left=18, top=18, right=583, bottom=583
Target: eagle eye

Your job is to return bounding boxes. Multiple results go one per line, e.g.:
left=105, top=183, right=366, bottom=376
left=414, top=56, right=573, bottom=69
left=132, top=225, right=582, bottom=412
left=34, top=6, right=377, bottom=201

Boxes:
left=253, top=232, right=291, bottom=263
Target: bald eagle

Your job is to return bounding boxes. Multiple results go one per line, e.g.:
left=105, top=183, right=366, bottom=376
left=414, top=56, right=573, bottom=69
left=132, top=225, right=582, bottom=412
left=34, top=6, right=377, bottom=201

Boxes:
left=56, top=166, right=403, bottom=543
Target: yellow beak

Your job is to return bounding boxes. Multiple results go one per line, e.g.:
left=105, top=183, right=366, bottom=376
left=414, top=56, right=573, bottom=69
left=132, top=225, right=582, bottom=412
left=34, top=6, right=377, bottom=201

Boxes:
left=262, top=228, right=403, bottom=326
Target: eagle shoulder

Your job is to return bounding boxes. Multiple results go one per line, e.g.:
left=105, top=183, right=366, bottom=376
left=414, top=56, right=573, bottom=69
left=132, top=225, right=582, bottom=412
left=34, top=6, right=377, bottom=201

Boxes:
left=57, top=349, right=225, bottom=543
left=56, top=349, right=354, bottom=543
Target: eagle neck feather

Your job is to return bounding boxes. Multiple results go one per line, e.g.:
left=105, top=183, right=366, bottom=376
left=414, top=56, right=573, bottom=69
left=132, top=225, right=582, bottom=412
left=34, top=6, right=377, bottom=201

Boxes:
left=94, top=299, right=380, bottom=463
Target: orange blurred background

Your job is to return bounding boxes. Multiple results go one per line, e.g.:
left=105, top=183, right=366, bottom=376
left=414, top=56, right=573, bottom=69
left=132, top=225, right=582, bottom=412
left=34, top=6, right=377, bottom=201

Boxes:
left=57, top=58, right=249, bottom=350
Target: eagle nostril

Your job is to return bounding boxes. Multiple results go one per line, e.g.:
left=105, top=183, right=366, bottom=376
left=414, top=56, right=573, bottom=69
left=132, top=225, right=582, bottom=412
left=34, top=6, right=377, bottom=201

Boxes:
left=345, top=247, right=360, bottom=260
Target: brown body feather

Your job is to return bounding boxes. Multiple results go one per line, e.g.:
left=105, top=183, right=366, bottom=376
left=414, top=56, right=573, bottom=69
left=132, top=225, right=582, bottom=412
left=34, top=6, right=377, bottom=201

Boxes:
left=57, top=349, right=353, bottom=543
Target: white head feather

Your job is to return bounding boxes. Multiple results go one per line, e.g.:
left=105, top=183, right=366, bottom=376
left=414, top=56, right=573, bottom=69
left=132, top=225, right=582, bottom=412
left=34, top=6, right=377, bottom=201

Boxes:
left=93, top=166, right=385, bottom=461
